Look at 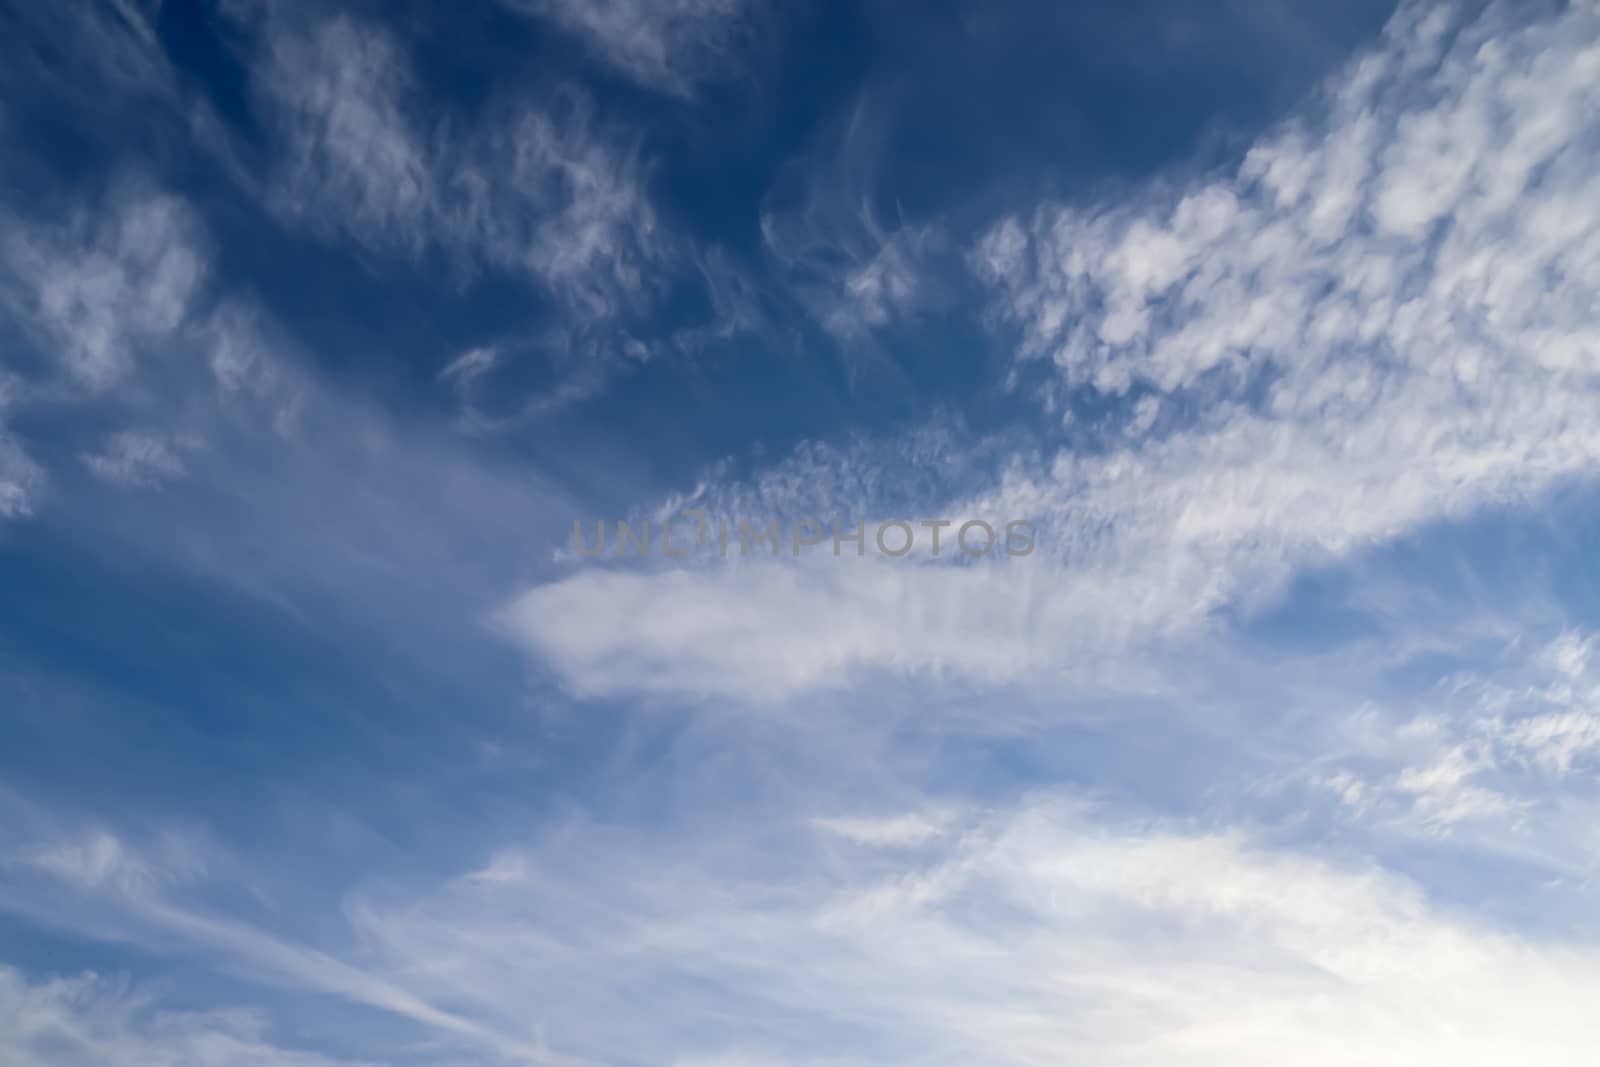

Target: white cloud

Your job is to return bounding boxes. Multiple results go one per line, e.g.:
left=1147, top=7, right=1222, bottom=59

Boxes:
left=9, top=4, right=1600, bottom=1065
left=503, top=0, right=756, bottom=97
left=504, top=0, right=1600, bottom=705
left=10, top=680, right=1600, bottom=1067
left=0, top=828, right=579, bottom=1066
left=820, top=227, right=938, bottom=339
left=82, top=432, right=191, bottom=488
left=813, top=811, right=952, bottom=848
left=761, top=95, right=945, bottom=341
left=335, top=795, right=1600, bottom=1066
left=497, top=554, right=1164, bottom=704
left=203, top=300, right=296, bottom=413
left=1301, top=629, right=1600, bottom=848
left=440, top=344, right=500, bottom=389
left=0, top=965, right=383, bottom=1067
left=0, top=431, right=43, bottom=520
left=255, top=15, right=433, bottom=257
left=24, top=832, right=136, bottom=890
left=3, top=188, right=207, bottom=388
left=0, top=181, right=311, bottom=517
left=246, top=12, right=663, bottom=321
left=457, top=96, right=662, bottom=317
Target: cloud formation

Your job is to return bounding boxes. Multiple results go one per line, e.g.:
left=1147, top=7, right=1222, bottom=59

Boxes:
left=81, top=432, right=191, bottom=488
left=248, top=11, right=663, bottom=320
left=55, top=793, right=1587, bottom=1067
left=761, top=95, right=946, bottom=342
left=503, top=0, right=758, bottom=97
left=504, top=0, right=1600, bottom=705
left=2, top=187, right=207, bottom=388
left=7, top=2, right=1600, bottom=1065
left=0, top=965, right=381, bottom=1067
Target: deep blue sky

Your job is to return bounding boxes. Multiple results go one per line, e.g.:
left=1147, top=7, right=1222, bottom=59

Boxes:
left=6, top=1, right=1600, bottom=1064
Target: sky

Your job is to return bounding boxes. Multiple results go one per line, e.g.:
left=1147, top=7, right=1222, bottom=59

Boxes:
left=4, top=0, right=1600, bottom=1063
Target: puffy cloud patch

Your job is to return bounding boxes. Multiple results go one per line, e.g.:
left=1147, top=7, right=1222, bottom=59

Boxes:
left=2, top=189, right=207, bottom=388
